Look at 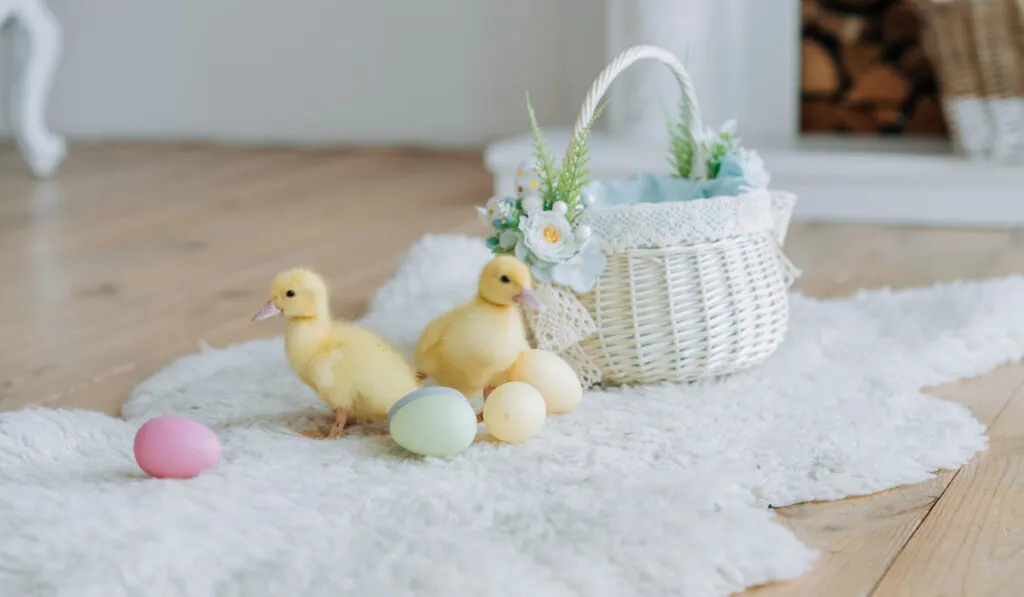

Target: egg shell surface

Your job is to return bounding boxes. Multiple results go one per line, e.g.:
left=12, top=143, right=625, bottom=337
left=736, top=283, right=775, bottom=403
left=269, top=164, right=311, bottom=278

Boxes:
left=388, top=387, right=478, bottom=457
left=133, top=416, right=221, bottom=479
left=514, top=158, right=541, bottom=196
left=509, top=349, right=583, bottom=413
left=483, top=382, right=546, bottom=444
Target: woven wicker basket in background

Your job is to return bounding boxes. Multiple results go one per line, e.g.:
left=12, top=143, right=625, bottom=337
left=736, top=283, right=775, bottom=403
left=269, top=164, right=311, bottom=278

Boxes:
left=523, top=46, right=801, bottom=388
left=915, top=0, right=1024, bottom=160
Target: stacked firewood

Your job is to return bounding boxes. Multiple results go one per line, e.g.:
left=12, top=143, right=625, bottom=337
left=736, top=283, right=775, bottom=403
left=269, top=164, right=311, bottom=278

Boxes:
left=801, top=0, right=948, bottom=136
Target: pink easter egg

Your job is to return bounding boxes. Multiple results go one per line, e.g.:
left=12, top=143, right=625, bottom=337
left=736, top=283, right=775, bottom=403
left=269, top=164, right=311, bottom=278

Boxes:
left=133, top=416, right=221, bottom=479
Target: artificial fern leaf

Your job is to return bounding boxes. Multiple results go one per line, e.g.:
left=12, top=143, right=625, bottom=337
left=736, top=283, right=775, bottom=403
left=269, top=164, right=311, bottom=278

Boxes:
left=526, top=93, right=558, bottom=205
left=667, top=99, right=694, bottom=178
left=557, top=100, right=607, bottom=212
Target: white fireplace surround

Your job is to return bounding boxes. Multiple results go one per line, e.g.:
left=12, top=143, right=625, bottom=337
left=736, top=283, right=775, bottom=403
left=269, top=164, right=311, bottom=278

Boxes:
left=484, top=0, right=1024, bottom=227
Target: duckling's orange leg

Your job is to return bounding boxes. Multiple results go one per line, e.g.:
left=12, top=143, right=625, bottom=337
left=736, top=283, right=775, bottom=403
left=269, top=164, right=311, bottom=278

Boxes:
left=483, top=369, right=508, bottom=401
left=300, top=407, right=352, bottom=439
left=326, top=407, right=349, bottom=439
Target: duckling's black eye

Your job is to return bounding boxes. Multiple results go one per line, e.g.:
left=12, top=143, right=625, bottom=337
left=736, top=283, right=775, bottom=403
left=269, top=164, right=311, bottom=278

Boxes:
left=285, top=290, right=296, bottom=297
left=500, top=275, right=510, bottom=284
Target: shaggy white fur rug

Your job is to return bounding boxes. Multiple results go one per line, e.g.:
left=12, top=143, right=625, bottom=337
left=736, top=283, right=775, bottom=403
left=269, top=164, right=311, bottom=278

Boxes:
left=2, top=234, right=1022, bottom=597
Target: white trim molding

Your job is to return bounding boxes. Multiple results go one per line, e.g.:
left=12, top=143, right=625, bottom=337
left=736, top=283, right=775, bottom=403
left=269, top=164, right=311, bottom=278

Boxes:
left=484, top=0, right=1024, bottom=227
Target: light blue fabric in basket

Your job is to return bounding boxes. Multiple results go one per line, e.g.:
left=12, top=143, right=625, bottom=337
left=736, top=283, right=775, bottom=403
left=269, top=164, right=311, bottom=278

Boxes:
left=586, top=154, right=759, bottom=208
left=587, top=173, right=752, bottom=208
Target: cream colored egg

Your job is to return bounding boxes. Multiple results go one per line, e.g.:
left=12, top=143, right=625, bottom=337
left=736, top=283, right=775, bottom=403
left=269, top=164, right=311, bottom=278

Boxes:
left=483, top=382, right=546, bottom=443
left=509, top=349, right=582, bottom=414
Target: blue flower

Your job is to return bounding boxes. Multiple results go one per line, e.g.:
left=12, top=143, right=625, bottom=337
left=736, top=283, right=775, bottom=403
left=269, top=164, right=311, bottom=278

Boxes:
left=499, top=229, right=521, bottom=250
left=548, top=237, right=606, bottom=293
left=699, top=176, right=747, bottom=198
left=716, top=148, right=770, bottom=189
left=530, top=261, right=554, bottom=283
left=514, top=238, right=530, bottom=263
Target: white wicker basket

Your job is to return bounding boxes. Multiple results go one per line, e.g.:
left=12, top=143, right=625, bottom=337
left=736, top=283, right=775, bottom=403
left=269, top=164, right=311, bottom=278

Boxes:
left=522, top=45, right=801, bottom=387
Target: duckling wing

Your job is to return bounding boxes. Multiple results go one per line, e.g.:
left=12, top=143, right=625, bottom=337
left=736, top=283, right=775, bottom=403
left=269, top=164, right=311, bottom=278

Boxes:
left=307, top=350, right=355, bottom=409
left=414, top=312, right=453, bottom=375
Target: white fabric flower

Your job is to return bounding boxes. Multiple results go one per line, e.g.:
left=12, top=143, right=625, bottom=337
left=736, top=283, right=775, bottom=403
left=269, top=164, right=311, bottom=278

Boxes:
left=486, top=196, right=512, bottom=221
left=699, top=119, right=737, bottom=143
left=477, top=196, right=512, bottom=226
left=735, top=148, right=770, bottom=188
left=476, top=206, right=490, bottom=226
left=521, top=194, right=543, bottom=215
left=517, top=210, right=578, bottom=264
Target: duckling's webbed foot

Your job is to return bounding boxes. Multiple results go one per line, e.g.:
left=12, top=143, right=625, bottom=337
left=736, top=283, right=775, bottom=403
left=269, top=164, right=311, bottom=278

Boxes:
left=326, top=407, right=349, bottom=439
left=299, top=407, right=351, bottom=439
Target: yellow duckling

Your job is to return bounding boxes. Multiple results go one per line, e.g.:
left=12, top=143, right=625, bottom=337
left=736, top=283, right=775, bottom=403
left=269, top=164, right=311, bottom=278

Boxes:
left=414, top=256, right=544, bottom=411
left=252, top=268, right=420, bottom=439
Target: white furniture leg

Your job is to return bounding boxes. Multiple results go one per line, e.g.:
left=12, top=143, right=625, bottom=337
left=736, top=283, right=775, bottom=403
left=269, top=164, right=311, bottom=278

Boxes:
left=2, top=0, right=66, bottom=178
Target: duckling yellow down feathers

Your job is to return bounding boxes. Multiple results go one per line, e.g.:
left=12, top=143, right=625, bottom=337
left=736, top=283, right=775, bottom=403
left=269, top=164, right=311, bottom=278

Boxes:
left=414, top=256, right=543, bottom=405
left=253, top=268, right=419, bottom=438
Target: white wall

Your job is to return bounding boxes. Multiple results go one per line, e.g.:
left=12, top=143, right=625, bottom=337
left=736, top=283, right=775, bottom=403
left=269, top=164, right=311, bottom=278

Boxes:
left=0, top=0, right=606, bottom=148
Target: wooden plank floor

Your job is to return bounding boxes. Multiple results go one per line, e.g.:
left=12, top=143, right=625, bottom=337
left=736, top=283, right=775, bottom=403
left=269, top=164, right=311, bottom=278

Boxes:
left=2, top=143, right=1023, bottom=596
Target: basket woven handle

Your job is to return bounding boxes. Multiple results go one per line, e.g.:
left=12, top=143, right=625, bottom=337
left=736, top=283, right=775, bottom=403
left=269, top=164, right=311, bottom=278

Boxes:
left=571, top=45, right=708, bottom=179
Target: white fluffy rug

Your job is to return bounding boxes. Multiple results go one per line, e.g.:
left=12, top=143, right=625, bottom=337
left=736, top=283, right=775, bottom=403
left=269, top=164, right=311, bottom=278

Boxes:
left=3, top=234, right=1023, bottom=597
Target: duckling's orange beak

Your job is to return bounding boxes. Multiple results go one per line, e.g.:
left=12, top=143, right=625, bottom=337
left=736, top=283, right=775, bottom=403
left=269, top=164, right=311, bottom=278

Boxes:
left=252, top=299, right=282, bottom=322
left=514, top=288, right=544, bottom=311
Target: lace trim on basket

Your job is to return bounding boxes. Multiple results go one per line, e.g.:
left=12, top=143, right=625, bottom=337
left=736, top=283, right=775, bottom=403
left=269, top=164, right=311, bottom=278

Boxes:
left=523, top=283, right=604, bottom=388
left=579, top=188, right=777, bottom=253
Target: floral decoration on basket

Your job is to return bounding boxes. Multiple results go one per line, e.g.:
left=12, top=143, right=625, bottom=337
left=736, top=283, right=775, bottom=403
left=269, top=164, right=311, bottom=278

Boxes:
left=481, top=111, right=775, bottom=294
left=478, top=98, right=608, bottom=294
left=477, top=45, right=801, bottom=388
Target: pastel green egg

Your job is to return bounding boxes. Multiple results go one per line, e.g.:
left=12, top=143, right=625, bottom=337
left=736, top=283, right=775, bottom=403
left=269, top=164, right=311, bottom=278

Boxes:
left=388, top=387, right=478, bottom=457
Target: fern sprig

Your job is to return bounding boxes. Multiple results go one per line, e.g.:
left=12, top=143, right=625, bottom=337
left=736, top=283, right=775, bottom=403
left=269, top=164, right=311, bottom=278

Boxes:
left=525, top=95, right=606, bottom=214
left=667, top=99, right=695, bottom=178
left=557, top=101, right=607, bottom=213
left=526, top=93, right=559, bottom=206
left=706, top=126, right=739, bottom=178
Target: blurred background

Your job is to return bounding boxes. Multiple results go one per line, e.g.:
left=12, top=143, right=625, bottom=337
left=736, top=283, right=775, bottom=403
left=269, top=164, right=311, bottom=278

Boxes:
left=0, top=0, right=604, bottom=148
left=5, top=0, right=1020, bottom=223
